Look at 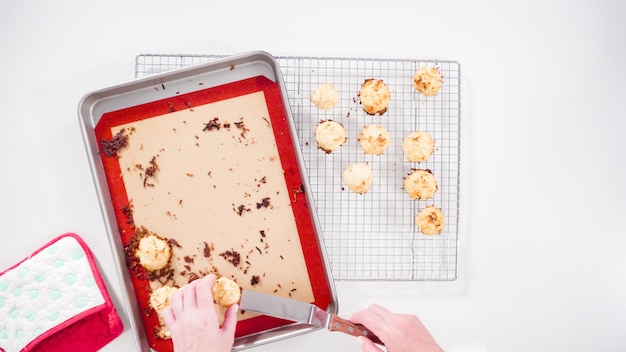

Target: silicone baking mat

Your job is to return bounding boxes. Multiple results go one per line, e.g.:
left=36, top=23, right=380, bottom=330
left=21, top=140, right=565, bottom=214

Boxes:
left=135, top=54, right=461, bottom=281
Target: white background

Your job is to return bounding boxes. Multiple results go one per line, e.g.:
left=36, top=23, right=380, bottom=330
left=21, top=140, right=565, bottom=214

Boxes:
left=1, top=1, right=625, bottom=351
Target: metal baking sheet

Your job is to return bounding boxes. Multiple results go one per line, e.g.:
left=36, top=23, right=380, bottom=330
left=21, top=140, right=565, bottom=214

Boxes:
left=136, top=54, right=461, bottom=281
left=79, top=51, right=337, bottom=351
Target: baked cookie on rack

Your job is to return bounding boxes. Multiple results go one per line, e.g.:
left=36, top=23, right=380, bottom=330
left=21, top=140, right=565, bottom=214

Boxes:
left=314, top=120, right=347, bottom=153
left=212, top=276, right=241, bottom=308
left=416, top=205, right=445, bottom=235
left=310, top=83, right=339, bottom=110
left=358, top=79, right=391, bottom=115
left=404, top=169, right=438, bottom=200
left=134, top=229, right=172, bottom=272
left=149, top=285, right=179, bottom=338
left=413, top=67, right=443, bottom=97
left=343, top=163, right=373, bottom=194
left=403, top=131, right=435, bottom=162
left=358, top=124, right=391, bottom=156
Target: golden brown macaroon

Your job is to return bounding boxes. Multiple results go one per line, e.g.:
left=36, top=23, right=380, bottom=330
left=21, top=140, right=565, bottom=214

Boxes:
left=343, top=163, right=373, bottom=194
left=413, top=67, right=443, bottom=97
left=358, top=124, right=391, bottom=156
left=212, top=276, right=241, bottom=308
left=149, top=285, right=179, bottom=339
left=415, top=205, right=445, bottom=235
left=403, top=131, right=435, bottom=162
left=314, top=120, right=347, bottom=153
left=404, top=169, right=438, bottom=200
left=358, top=79, right=391, bottom=115
left=310, top=83, right=340, bottom=110
left=135, top=232, right=172, bottom=272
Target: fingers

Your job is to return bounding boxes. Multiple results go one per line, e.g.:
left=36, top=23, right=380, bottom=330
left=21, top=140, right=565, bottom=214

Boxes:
left=161, top=306, right=175, bottom=327
left=182, top=279, right=200, bottom=310
left=350, top=304, right=387, bottom=329
left=169, top=274, right=216, bottom=316
left=367, top=304, right=392, bottom=318
left=169, top=286, right=185, bottom=315
left=221, top=303, right=239, bottom=335
left=196, top=274, right=216, bottom=306
left=350, top=303, right=399, bottom=345
left=356, top=336, right=383, bottom=352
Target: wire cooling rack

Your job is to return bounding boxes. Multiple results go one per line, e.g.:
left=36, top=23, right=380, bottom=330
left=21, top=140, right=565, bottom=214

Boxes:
left=135, top=54, right=461, bottom=281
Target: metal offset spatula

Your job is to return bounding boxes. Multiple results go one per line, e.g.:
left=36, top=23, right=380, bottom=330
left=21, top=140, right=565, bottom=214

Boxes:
left=240, top=290, right=383, bottom=345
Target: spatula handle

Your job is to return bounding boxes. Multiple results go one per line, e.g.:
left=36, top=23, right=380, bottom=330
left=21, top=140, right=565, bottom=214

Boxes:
left=328, top=315, right=384, bottom=346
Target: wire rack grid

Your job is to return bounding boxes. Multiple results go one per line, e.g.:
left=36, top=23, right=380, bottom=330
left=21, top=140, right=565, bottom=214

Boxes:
left=135, top=54, right=461, bottom=281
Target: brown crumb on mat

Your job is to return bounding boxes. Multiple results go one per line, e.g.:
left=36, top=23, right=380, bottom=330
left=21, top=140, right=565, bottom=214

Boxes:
left=256, top=197, right=271, bottom=209
left=219, top=249, right=241, bottom=267
left=203, top=117, right=221, bottom=131
left=121, top=203, right=134, bottom=226
left=143, top=156, right=159, bottom=188
left=101, top=129, right=128, bottom=157
left=203, top=242, right=213, bottom=258
left=188, top=272, right=200, bottom=283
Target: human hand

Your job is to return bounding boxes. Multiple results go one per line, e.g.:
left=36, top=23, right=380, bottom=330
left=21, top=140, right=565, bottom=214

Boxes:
left=350, top=304, right=442, bottom=352
left=161, top=274, right=239, bottom=352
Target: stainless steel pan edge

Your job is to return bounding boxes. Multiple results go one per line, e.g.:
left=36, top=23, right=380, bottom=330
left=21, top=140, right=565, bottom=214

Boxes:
left=78, top=50, right=338, bottom=351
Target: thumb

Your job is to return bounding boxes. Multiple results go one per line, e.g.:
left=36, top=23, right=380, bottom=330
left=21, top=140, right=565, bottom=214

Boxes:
left=161, top=306, right=175, bottom=329
left=357, top=336, right=384, bottom=352
left=221, top=303, right=239, bottom=335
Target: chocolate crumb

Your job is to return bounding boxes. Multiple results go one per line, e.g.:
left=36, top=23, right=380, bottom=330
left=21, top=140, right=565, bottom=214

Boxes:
left=188, top=272, right=200, bottom=283
left=203, top=117, right=221, bottom=131
left=121, top=204, right=134, bottom=226
left=235, top=204, right=249, bottom=216
left=203, top=242, right=212, bottom=258
left=143, top=156, right=159, bottom=188
left=256, top=197, right=271, bottom=209
left=100, top=129, right=128, bottom=157
left=168, top=238, right=182, bottom=248
left=251, top=275, right=260, bottom=286
left=219, top=249, right=241, bottom=267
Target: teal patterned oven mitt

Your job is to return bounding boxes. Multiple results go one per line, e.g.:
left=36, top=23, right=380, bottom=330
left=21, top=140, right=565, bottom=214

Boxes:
left=0, top=233, right=123, bottom=352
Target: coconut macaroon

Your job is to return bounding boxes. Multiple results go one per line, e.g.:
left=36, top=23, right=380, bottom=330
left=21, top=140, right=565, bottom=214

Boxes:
left=310, top=83, right=340, bottom=110
left=212, top=276, right=241, bottom=308
left=358, top=124, right=391, bottom=156
left=416, top=205, right=445, bottom=235
left=404, top=169, right=438, bottom=200
left=314, top=120, right=347, bottom=153
left=358, top=79, right=391, bottom=115
left=343, top=163, right=373, bottom=195
left=403, top=131, right=435, bottom=163
left=413, top=67, right=443, bottom=97
left=135, top=231, right=172, bottom=271
left=149, top=285, right=179, bottom=339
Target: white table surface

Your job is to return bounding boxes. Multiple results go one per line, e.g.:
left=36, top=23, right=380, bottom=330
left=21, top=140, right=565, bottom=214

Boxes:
left=1, top=1, right=625, bottom=351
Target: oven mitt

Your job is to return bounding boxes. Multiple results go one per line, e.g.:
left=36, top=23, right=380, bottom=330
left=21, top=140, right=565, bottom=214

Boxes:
left=0, top=233, right=123, bottom=352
